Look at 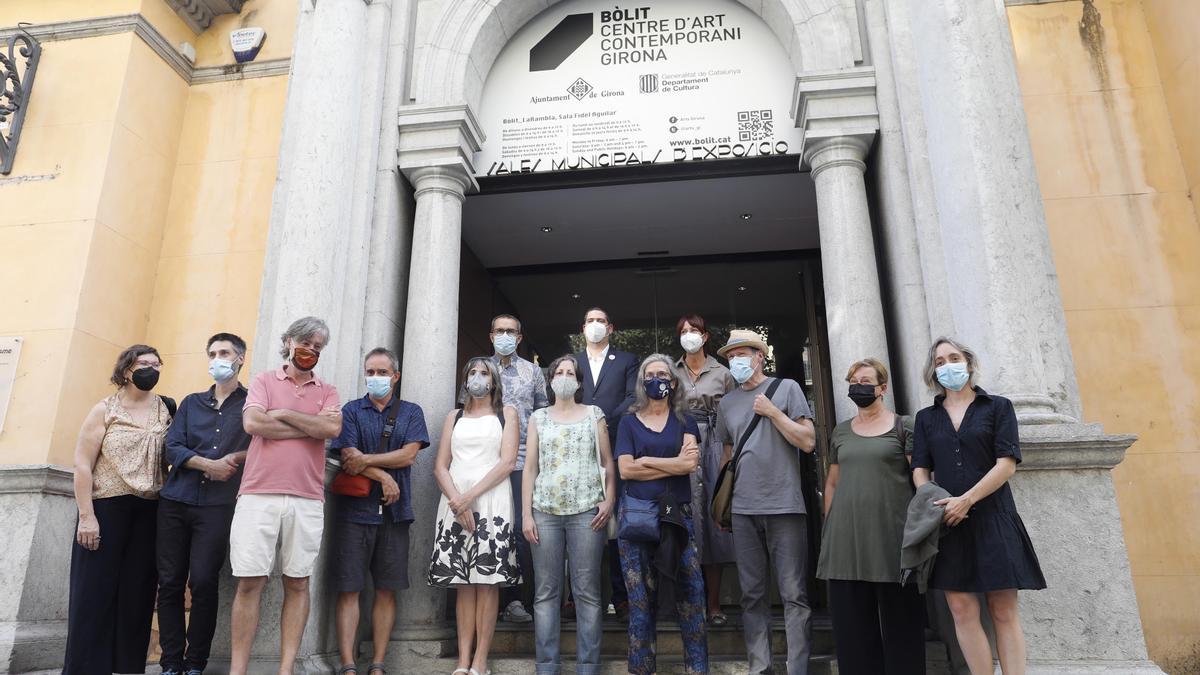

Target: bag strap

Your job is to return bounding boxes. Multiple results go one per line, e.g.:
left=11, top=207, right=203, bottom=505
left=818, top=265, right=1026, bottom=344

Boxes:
left=161, top=395, right=177, bottom=419
left=729, top=378, right=784, bottom=473
left=376, top=387, right=402, bottom=452
left=454, top=407, right=505, bottom=428
left=894, top=413, right=909, bottom=453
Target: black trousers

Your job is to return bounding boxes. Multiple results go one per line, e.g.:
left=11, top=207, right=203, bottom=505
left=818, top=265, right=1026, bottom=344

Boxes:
left=63, top=495, right=159, bottom=675
left=156, top=498, right=236, bottom=670
left=828, top=579, right=927, bottom=675
left=501, top=471, right=535, bottom=609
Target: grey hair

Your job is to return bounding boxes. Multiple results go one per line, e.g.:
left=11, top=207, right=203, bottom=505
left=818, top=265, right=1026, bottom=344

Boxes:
left=364, top=347, right=399, bottom=372
left=922, top=336, right=981, bottom=393
left=629, top=353, right=687, bottom=421
left=278, top=316, right=331, bottom=359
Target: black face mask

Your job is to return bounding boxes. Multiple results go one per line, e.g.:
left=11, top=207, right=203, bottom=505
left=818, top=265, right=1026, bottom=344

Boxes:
left=847, top=383, right=878, bottom=408
left=131, top=367, right=160, bottom=392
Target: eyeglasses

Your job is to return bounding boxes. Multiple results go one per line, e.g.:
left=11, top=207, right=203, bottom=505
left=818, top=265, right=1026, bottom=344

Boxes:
left=644, top=375, right=672, bottom=383
left=492, top=328, right=519, bottom=337
left=134, top=361, right=162, bottom=370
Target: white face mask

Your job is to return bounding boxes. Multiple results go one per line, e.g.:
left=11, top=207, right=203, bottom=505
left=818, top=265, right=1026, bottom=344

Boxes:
left=680, top=332, right=704, bottom=354
left=551, top=375, right=580, bottom=400
left=584, top=322, right=608, bottom=344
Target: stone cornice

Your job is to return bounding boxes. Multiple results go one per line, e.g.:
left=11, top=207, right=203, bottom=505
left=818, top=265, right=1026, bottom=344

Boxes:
left=1016, top=423, right=1136, bottom=471
left=165, top=0, right=245, bottom=34
left=397, top=104, right=485, bottom=193
left=0, top=464, right=75, bottom=497
left=793, top=66, right=879, bottom=170
left=0, top=15, right=288, bottom=85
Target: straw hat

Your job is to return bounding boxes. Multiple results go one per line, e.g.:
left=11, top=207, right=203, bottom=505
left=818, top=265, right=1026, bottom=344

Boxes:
left=717, top=329, right=770, bottom=358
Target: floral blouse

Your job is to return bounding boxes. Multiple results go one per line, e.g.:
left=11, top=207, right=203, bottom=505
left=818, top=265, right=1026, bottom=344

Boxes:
left=93, top=393, right=171, bottom=499
left=531, top=405, right=607, bottom=516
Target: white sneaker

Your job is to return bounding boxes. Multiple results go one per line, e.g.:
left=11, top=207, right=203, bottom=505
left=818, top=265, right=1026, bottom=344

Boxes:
left=502, top=600, right=532, bottom=623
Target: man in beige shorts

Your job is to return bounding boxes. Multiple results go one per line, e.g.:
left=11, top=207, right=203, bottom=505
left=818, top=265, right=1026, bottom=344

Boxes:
left=229, top=317, right=342, bottom=675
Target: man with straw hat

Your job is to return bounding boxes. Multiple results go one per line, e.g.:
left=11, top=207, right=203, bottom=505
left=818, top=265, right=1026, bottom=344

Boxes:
left=715, top=329, right=817, bottom=674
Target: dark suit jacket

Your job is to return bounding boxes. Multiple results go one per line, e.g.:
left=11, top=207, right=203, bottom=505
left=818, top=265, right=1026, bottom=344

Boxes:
left=576, top=346, right=639, bottom=438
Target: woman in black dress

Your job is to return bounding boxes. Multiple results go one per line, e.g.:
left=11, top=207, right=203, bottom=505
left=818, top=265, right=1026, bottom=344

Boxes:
left=911, top=337, right=1045, bottom=675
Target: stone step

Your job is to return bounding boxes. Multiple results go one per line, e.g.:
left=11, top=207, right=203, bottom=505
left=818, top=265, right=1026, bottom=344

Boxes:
left=489, top=615, right=834, bottom=657
left=424, top=655, right=838, bottom=674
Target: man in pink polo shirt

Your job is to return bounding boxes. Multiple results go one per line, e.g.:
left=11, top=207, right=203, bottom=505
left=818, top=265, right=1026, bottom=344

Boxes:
left=228, top=316, right=342, bottom=675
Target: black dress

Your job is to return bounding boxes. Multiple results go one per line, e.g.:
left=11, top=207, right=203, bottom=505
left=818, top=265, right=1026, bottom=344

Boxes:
left=911, top=388, right=1046, bottom=592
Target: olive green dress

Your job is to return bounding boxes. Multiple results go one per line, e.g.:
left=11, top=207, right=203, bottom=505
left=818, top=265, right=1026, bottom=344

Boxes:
left=816, top=416, right=914, bottom=582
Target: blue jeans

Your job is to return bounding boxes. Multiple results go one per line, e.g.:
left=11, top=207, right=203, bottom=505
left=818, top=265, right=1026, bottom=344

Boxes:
left=530, top=508, right=606, bottom=675
left=618, top=516, right=709, bottom=675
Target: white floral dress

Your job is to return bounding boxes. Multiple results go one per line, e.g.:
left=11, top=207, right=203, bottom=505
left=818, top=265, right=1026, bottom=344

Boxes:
left=428, top=414, right=521, bottom=586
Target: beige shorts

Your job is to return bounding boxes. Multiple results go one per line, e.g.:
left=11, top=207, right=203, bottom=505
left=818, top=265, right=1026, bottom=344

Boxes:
left=229, top=493, right=324, bottom=578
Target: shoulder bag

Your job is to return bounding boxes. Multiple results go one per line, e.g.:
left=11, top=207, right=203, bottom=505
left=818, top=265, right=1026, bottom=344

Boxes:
left=332, top=390, right=400, bottom=498
left=710, top=377, right=783, bottom=530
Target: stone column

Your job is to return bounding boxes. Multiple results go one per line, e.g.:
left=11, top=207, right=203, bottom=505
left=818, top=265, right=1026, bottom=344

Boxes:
left=805, top=136, right=893, bottom=422
left=795, top=69, right=892, bottom=423
left=230, top=0, right=393, bottom=669
left=901, top=0, right=1079, bottom=424
left=386, top=105, right=482, bottom=669
left=890, top=1, right=1163, bottom=671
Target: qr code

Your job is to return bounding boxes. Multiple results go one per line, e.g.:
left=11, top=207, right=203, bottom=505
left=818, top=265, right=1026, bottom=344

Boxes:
left=738, top=110, right=774, bottom=141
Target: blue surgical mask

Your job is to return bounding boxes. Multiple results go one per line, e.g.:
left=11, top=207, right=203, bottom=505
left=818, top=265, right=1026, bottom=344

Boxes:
left=729, top=356, right=755, bottom=384
left=936, top=362, right=971, bottom=392
left=366, top=376, right=393, bottom=399
left=208, top=358, right=237, bottom=384
left=493, top=333, right=517, bottom=356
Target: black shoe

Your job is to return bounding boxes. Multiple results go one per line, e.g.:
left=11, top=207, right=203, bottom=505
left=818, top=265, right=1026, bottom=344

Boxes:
left=161, top=669, right=183, bottom=675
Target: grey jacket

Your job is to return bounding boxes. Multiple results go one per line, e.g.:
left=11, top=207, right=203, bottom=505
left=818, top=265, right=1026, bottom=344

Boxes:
left=900, top=481, right=952, bottom=593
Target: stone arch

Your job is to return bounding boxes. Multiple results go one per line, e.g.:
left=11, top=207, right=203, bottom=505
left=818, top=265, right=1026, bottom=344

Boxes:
left=408, top=0, right=864, bottom=114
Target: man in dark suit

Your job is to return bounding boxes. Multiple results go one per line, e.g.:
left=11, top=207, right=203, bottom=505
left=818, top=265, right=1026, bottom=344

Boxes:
left=574, top=307, right=638, bottom=619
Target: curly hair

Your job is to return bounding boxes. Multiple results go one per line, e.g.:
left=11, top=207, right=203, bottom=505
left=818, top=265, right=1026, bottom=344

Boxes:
left=110, top=345, right=162, bottom=388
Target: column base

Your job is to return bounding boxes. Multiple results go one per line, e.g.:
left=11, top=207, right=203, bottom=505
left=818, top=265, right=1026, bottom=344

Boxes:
left=0, top=465, right=75, bottom=673
left=0, top=620, right=68, bottom=674
left=1014, top=424, right=1160, bottom=668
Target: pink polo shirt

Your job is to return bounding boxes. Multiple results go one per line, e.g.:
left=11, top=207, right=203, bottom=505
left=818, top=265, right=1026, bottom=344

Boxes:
left=239, top=366, right=341, bottom=501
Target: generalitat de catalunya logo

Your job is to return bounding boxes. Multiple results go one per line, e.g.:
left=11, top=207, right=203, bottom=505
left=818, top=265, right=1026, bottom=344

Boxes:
left=530, top=13, right=593, bottom=72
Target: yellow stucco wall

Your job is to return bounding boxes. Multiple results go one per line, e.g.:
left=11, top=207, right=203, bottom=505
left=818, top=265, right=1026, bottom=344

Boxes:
left=1009, top=1, right=1200, bottom=672
left=0, top=1, right=292, bottom=466
left=1141, top=1, right=1200, bottom=230
left=144, top=76, right=288, bottom=406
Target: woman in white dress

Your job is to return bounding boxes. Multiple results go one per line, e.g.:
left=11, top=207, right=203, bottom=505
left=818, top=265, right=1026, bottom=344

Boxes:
left=428, top=357, right=521, bottom=675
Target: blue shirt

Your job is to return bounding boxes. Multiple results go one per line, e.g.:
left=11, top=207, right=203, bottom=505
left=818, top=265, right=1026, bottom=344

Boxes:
left=161, top=385, right=251, bottom=506
left=491, top=354, right=549, bottom=470
left=615, top=412, right=700, bottom=504
left=330, top=395, right=430, bottom=525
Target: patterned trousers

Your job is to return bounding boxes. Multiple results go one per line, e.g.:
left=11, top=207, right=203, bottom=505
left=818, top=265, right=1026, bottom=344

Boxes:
left=618, top=517, right=709, bottom=674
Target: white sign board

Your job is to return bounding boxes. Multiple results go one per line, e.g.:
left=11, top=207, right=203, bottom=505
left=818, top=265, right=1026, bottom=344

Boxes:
left=476, top=0, right=803, bottom=177
left=0, top=336, right=22, bottom=434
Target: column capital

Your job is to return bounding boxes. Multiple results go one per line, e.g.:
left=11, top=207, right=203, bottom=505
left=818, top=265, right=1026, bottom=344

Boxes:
left=803, top=135, right=872, bottom=179
left=793, top=66, right=879, bottom=172
left=398, top=103, right=484, bottom=194
left=405, top=165, right=473, bottom=203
